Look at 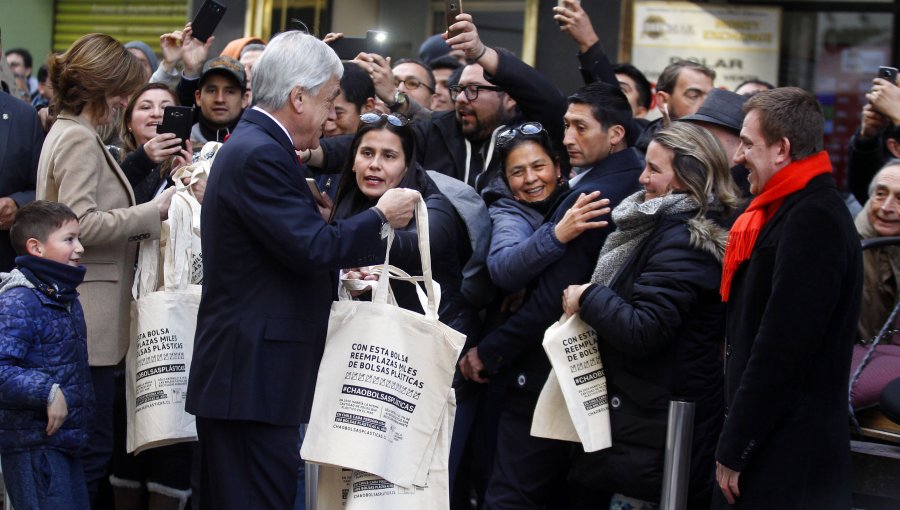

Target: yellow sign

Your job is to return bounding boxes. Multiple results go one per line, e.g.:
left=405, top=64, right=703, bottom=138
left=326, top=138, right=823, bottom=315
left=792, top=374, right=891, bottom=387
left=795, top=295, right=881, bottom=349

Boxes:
left=633, top=1, right=781, bottom=90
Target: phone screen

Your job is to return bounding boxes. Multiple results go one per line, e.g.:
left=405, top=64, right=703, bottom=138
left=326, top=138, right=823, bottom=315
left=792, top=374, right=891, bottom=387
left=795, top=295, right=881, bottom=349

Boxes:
left=330, top=37, right=367, bottom=60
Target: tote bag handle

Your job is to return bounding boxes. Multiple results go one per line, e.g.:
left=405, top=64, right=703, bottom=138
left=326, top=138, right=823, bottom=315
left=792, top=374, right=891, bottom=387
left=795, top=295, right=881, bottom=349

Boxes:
left=372, top=198, right=438, bottom=319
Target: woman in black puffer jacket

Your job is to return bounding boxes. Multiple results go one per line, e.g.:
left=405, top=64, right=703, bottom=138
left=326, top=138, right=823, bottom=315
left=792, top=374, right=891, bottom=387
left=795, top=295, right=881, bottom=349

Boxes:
left=562, top=122, right=742, bottom=509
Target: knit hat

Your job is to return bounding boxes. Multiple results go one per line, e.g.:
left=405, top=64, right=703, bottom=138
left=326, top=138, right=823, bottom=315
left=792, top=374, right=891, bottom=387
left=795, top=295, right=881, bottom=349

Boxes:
left=124, top=41, right=159, bottom=72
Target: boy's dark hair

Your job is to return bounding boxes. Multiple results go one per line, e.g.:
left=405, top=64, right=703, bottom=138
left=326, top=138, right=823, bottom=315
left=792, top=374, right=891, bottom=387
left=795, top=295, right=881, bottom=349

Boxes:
left=656, top=59, right=715, bottom=94
left=613, top=63, right=652, bottom=109
left=37, top=64, right=49, bottom=84
left=568, top=81, right=633, bottom=137
left=340, top=62, right=376, bottom=112
left=5, top=48, right=33, bottom=70
left=10, top=201, right=78, bottom=256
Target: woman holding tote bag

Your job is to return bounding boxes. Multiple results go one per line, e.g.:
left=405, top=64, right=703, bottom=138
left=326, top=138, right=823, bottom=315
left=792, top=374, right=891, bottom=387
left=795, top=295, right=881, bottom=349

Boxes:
left=561, top=122, right=740, bottom=509
left=36, top=33, right=175, bottom=504
left=330, top=112, right=476, bottom=338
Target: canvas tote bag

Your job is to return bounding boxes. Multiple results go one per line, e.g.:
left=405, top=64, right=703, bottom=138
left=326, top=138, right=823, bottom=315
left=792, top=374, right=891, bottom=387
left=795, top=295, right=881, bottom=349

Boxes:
left=125, top=192, right=202, bottom=454
left=301, top=199, right=466, bottom=488
left=315, top=390, right=456, bottom=510
left=532, top=313, right=612, bottom=452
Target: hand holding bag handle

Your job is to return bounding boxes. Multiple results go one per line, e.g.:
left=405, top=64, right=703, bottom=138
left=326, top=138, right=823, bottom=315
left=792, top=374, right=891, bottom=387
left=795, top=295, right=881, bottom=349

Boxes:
left=373, top=198, right=439, bottom=320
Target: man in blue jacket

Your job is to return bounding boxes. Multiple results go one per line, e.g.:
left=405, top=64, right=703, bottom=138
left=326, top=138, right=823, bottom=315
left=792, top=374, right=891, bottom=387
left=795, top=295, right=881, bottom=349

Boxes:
left=185, top=31, right=419, bottom=510
left=458, top=81, right=643, bottom=509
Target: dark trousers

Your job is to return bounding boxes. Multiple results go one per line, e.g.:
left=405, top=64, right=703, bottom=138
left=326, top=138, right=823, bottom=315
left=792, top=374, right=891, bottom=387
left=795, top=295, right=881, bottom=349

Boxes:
left=483, top=388, right=573, bottom=510
left=196, top=416, right=299, bottom=510
left=82, top=366, right=115, bottom=507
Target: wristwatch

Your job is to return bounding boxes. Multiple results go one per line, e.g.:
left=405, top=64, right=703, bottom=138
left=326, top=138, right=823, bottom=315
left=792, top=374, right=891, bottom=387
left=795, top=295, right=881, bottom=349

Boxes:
left=389, top=90, right=407, bottom=109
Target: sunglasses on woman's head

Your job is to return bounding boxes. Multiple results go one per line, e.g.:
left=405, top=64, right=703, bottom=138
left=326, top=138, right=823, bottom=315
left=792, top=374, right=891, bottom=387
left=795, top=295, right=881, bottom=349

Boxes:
left=359, top=112, right=409, bottom=127
left=496, top=122, right=545, bottom=147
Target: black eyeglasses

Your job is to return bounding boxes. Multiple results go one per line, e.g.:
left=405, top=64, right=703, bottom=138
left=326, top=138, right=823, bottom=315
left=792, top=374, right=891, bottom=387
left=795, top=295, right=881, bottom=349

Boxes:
left=360, top=112, right=410, bottom=127
left=496, top=122, right=546, bottom=147
left=449, top=84, right=503, bottom=101
left=394, top=77, right=434, bottom=93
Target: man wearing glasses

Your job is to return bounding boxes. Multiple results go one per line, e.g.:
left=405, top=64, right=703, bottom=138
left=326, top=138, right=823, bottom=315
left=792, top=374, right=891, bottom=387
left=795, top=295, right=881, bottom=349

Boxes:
left=314, top=14, right=567, bottom=194
left=391, top=58, right=435, bottom=110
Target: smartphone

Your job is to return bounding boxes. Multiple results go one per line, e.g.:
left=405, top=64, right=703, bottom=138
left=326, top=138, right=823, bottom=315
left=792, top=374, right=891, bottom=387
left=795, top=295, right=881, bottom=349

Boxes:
left=445, top=0, right=463, bottom=39
left=306, top=178, right=326, bottom=205
left=331, top=31, right=390, bottom=60
left=191, top=0, right=227, bottom=43
left=157, top=106, right=194, bottom=150
left=878, top=66, right=898, bottom=83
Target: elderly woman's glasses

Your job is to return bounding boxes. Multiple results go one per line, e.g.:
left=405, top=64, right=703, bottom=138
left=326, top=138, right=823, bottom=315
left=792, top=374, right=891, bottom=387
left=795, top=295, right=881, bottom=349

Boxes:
left=496, top=122, right=545, bottom=147
left=449, top=84, right=503, bottom=101
left=359, top=112, right=409, bottom=127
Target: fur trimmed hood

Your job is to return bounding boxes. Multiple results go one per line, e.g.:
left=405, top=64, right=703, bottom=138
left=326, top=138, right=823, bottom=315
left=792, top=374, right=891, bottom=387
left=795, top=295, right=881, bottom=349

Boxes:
left=687, top=216, right=729, bottom=263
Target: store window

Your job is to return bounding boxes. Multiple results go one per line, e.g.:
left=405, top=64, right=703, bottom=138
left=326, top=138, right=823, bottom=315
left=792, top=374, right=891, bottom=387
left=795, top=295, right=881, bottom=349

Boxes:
left=779, top=8, right=894, bottom=186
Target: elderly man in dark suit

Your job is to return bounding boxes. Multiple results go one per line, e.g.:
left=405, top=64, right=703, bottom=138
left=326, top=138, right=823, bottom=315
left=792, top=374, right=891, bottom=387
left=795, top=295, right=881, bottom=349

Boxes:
left=0, top=83, right=42, bottom=271
left=185, top=31, right=419, bottom=510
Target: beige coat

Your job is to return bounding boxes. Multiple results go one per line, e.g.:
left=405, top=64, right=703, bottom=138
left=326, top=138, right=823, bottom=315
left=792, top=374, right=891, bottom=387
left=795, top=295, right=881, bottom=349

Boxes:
left=37, top=112, right=160, bottom=366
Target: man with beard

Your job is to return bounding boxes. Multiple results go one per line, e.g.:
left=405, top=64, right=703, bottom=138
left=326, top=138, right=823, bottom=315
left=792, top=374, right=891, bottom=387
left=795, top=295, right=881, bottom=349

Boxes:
left=312, top=13, right=567, bottom=194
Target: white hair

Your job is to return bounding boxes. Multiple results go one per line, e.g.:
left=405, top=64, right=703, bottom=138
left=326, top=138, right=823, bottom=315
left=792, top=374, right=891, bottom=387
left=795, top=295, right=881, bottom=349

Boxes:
left=251, top=31, right=342, bottom=111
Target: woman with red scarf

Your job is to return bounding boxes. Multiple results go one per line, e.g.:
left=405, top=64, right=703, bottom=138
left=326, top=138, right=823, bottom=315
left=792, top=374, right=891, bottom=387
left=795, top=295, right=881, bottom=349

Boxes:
left=714, top=88, right=863, bottom=509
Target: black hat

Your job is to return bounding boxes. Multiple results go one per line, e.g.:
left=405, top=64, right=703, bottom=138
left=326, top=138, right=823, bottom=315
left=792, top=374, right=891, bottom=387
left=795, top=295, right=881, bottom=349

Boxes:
left=680, top=88, right=748, bottom=134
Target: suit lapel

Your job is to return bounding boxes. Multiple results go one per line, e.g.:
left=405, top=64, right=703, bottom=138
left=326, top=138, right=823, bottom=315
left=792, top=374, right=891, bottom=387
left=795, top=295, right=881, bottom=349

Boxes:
left=0, top=95, right=13, bottom=179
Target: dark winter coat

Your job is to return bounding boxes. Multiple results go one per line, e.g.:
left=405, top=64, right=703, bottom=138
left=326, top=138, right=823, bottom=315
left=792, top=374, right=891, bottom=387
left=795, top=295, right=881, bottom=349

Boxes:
left=569, top=212, right=727, bottom=507
left=476, top=148, right=643, bottom=387
left=714, top=174, right=863, bottom=509
left=0, top=270, right=92, bottom=454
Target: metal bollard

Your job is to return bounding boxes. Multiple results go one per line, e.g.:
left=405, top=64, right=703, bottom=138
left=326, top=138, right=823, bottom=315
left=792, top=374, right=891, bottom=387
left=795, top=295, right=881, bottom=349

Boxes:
left=660, top=399, right=695, bottom=510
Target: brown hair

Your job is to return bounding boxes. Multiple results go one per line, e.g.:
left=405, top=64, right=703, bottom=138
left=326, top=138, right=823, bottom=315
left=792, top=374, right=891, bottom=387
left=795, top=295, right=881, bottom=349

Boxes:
left=652, top=122, right=742, bottom=217
left=743, top=87, right=823, bottom=160
left=10, top=201, right=78, bottom=256
left=656, top=60, right=716, bottom=94
left=47, top=33, right=146, bottom=120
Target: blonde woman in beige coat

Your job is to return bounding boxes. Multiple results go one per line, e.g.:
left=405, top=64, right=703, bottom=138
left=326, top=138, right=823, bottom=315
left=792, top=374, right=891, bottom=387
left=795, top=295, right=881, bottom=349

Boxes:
left=36, top=33, right=176, bottom=504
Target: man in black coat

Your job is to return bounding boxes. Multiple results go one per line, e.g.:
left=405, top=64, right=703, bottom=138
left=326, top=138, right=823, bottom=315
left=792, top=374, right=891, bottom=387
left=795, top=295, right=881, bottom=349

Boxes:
left=457, top=82, right=642, bottom=509
left=0, top=90, right=41, bottom=271
left=714, top=87, right=863, bottom=508
left=185, top=32, right=418, bottom=510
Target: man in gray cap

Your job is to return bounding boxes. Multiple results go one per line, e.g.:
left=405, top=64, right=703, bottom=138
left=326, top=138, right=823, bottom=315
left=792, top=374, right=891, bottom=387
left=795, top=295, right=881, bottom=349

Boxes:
left=680, top=87, right=751, bottom=197
left=191, top=55, right=248, bottom=145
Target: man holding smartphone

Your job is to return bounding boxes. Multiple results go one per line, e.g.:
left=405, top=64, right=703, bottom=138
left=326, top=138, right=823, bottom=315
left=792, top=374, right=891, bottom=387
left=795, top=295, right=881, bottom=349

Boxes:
left=847, top=66, right=900, bottom=203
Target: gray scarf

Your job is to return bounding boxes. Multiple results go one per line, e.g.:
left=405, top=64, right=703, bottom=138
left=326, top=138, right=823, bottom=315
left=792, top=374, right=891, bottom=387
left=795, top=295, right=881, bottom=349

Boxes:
left=591, top=191, right=701, bottom=285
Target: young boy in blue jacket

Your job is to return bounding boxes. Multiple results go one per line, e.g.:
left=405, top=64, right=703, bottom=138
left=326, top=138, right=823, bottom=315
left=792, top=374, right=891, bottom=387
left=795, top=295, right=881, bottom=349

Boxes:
left=0, top=200, right=92, bottom=510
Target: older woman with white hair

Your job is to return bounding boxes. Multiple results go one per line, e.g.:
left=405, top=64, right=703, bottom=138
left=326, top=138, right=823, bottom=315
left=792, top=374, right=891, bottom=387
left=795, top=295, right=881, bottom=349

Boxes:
left=562, top=122, right=741, bottom=508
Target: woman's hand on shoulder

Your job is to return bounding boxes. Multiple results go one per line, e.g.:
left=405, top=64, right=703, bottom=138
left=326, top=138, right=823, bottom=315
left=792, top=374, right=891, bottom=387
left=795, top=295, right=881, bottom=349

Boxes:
left=554, top=191, right=610, bottom=244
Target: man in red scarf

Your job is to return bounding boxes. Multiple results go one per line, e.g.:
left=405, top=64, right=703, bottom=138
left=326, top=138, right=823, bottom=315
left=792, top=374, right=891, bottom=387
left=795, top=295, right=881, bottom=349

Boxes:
left=713, top=88, right=863, bottom=509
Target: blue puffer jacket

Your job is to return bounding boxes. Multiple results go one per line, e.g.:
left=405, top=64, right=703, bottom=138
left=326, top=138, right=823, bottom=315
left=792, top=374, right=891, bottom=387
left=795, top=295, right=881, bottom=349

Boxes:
left=0, top=270, right=93, bottom=454
left=486, top=196, right=565, bottom=293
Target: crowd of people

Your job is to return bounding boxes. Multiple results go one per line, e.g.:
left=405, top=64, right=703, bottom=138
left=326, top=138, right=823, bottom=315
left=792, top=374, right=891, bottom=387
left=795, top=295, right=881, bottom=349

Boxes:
left=0, top=0, right=899, bottom=509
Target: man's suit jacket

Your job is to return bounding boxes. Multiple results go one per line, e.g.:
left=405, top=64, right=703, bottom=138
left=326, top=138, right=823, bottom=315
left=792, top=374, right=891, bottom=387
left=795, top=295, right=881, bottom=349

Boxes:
left=0, top=92, right=43, bottom=271
left=186, top=108, right=388, bottom=426
left=37, top=111, right=160, bottom=366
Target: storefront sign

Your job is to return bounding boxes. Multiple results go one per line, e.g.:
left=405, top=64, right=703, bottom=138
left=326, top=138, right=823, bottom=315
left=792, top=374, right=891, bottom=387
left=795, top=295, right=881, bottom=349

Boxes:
left=632, top=1, right=781, bottom=91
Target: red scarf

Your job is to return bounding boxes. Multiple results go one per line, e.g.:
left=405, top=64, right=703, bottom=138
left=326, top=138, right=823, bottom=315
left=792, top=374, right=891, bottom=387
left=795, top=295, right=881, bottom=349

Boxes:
left=719, top=151, right=832, bottom=302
